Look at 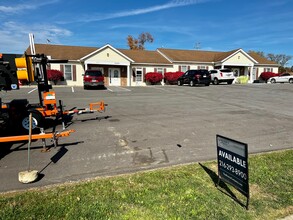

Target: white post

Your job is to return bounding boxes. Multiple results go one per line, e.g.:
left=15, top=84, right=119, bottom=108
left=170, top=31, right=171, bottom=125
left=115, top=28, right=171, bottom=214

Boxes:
left=250, top=65, right=255, bottom=83
left=29, top=33, right=36, bottom=55
left=127, top=65, right=130, bottom=86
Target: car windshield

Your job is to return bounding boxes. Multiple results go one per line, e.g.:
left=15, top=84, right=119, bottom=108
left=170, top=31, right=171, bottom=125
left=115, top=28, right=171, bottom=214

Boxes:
left=86, top=71, right=102, bottom=76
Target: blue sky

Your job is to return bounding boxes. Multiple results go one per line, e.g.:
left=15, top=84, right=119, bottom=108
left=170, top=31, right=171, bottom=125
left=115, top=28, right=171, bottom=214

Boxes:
left=1, top=0, right=293, bottom=66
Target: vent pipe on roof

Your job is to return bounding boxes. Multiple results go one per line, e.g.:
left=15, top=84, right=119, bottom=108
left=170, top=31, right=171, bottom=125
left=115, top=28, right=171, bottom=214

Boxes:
left=195, top=42, right=201, bottom=50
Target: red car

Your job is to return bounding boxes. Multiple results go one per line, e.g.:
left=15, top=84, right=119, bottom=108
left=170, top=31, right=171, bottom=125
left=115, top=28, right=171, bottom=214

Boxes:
left=83, top=70, right=104, bottom=89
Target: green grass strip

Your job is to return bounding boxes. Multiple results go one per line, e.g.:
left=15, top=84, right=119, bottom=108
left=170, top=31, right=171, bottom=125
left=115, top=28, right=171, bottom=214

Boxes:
left=0, top=149, right=292, bottom=220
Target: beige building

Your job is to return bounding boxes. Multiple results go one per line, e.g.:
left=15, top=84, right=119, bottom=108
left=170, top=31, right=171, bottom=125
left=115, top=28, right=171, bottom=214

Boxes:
left=26, top=44, right=278, bottom=86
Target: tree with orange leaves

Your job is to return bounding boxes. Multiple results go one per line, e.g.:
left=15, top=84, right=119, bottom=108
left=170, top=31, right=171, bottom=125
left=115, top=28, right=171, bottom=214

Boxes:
left=127, top=32, right=154, bottom=50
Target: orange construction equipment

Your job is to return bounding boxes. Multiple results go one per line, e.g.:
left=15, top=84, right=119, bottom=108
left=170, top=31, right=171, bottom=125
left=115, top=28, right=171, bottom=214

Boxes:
left=0, top=52, right=107, bottom=146
left=0, top=129, right=75, bottom=143
left=0, top=129, right=75, bottom=151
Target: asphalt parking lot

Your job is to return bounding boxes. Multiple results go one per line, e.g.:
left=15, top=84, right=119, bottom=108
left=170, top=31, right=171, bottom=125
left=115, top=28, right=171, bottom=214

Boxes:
left=1, top=83, right=293, bottom=192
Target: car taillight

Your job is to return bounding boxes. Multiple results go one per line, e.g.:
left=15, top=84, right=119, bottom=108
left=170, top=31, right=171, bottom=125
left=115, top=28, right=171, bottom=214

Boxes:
left=195, top=74, right=200, bottom=79
left=220, top=72, right=223, bottom=77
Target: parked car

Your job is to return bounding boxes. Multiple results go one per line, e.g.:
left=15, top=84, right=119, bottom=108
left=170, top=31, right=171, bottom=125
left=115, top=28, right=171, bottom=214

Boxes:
left=269, top=73, right=293, bottom=84
left=177, top=69, right=211, bottom=86
left=83, top=70, right=104, bottom=89
left=259, top=72, right=279, bottom=82
left=209, top=69, right=235, bottom=85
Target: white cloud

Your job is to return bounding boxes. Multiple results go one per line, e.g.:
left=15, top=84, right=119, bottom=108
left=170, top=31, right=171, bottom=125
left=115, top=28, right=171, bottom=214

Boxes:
left=0, top=0, right=59, bottom=14
left=0, top=21, right=72, bottom=53
left=62, top=0, right=210, bottom=23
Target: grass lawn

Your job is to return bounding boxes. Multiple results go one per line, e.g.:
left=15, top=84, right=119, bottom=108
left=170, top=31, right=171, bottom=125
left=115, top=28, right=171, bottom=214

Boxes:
left=0, top=149, right=292, bottom=220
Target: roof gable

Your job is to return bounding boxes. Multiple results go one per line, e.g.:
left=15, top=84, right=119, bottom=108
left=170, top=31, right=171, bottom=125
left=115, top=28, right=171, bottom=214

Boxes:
left=220, top=49, right=258, bottom=64
left=80, top=44, right=134, bottom=62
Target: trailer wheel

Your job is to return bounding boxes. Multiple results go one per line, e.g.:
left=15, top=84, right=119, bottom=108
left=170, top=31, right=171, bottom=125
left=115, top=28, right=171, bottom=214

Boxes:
left=21, top=111, right=44, bottom=132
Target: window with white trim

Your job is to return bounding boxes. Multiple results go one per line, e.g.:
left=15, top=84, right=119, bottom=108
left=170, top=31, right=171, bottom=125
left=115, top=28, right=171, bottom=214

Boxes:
left=264, top=67, right=273, bottom=72
left=136, top=68, right=143, bottom=82
left=199, top=65, right=208, bottom=70
left=157, top=68, right=163, bottom=74
left=181, top=65, right=187, bottom=72
left=64, top=65, right=72, bottom=80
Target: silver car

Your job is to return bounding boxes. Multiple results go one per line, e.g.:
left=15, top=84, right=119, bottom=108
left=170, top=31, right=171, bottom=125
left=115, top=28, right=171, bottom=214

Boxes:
left=269, top=73, right=293, bottom=84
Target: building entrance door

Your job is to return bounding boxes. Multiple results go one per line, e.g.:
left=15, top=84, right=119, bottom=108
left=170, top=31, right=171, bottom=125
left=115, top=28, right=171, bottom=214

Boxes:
left=109, top=68, right=121, bottom=86
left=135, top=68, right=144, bottom=86
left=232, top=68, right=240, bottom=77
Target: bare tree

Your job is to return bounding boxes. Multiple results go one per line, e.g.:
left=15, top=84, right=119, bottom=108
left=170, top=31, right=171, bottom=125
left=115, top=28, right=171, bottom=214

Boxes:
left=127, top=32, right=154, bottom=50
left=267, top=54, right=292, bottom=67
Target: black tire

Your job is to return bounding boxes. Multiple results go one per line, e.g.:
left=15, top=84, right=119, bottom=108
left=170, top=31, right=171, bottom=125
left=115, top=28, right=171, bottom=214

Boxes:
left=205, top=83, right=210, bottom=86
left=177, top=80, right=182, bottom=86
left=190, top=80, right=194, bottom=87
left=289, top=78, right=293, bottom=84
left=270, top=78, right=276, bottom=84
left=227, top=80, right=233, bottom=85
left=21, top=110, right=44, bottom=133
left=213, top=78, right=219, bottom=85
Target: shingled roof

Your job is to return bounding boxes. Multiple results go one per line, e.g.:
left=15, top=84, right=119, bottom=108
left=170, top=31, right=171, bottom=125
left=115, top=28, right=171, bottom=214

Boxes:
left=118, top=49, right=172, bottom=64
left=247, top=52, right=277, bottom=65
left=158, top=48, right=222, bottom=62
left=25, top=44, right=277, bottom=65
left=213, top=49, right=239, bottom=62
left=157, top=48, right=277, bottom=65
left=26, top=44, right=97, bottom=60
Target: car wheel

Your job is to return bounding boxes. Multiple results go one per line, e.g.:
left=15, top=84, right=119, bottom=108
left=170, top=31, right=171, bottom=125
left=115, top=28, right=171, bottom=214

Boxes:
left=177, top=80, right=182, bottom=86
left=205, top=83, right=210, bottom=86
left=270, top=78, right=276, bottom=84
left=227, top=80, right=233, bottom=85
left=213, top=78, right=219, bottom=85
left=289, top=79, right=293, bottom=84
left=21, top=110, right=44, bottom=133
left=190, top=81, right=194, bottom=87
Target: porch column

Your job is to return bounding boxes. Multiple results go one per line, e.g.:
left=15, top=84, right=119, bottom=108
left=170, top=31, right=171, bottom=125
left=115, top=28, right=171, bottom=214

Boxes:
left=250, top=64, right=255, bottom=83
left=127, top=65, right=131, bottom=86
left=84, top=61, right=89, bottom=70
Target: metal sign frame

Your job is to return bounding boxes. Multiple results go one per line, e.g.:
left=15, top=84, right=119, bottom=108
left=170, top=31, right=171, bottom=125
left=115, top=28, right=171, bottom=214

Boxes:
left=216, top=134, right=249, bottom=209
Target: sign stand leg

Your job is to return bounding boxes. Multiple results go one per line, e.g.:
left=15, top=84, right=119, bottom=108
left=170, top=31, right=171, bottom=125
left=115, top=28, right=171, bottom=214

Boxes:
left=246, top=197, right=249, bottom=210
left=18, top=113, right=39, bottom=183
